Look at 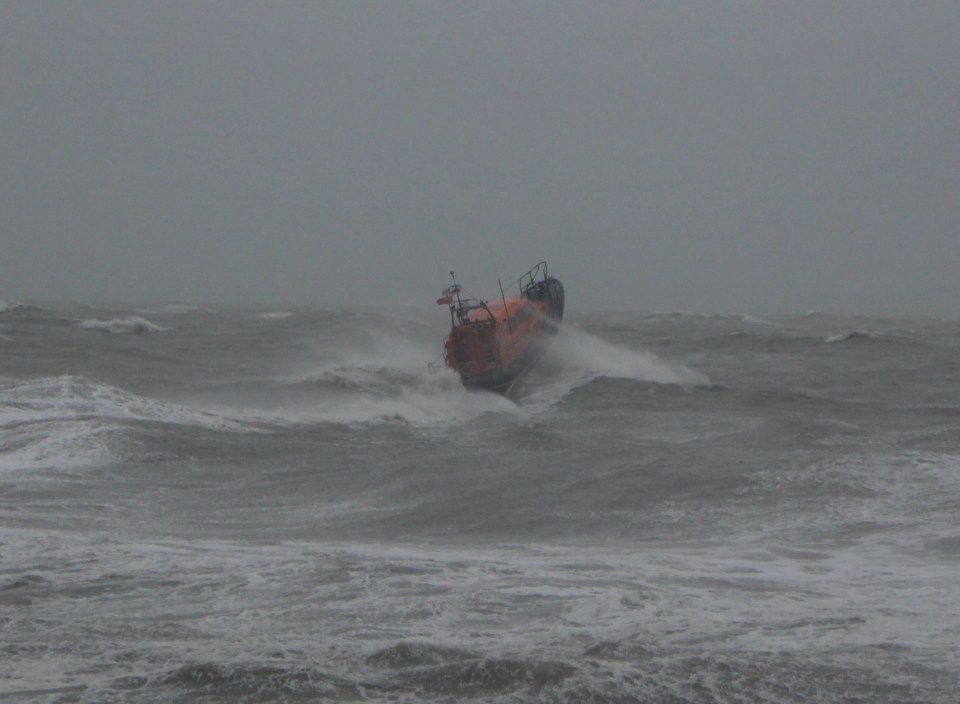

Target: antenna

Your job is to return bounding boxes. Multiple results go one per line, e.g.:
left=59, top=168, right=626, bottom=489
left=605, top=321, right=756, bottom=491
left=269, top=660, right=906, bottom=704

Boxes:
left=499, top=278, right=512, bottom=330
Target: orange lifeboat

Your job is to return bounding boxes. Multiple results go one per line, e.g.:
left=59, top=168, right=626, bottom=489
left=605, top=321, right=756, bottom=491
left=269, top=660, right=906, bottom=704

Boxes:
left=438, top=262, right=564, bottom=393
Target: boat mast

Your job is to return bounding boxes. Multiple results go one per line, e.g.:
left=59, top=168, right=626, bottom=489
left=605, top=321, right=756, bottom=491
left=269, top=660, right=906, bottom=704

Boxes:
left=498, top=278, right=512, bottom=330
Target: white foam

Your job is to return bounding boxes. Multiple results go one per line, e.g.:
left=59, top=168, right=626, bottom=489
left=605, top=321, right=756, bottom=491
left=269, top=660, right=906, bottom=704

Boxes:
left=80, top=316, right=167, bottom=334
left=0, top=300, right=27, bottom=314
left=0, top=418, right=121, bottom=473
left=737, top=314, right=775, bottom=326
left=263, top=364, right=520, bottom=428
left=543, top=324, right=708, bottom=386
left=826, top=329, right=878, bottom=343
left=275, top=325, right=708, bottom=424
left=0, top=376, right=253, bottom=473
left=0, top=376, right=244, bottom=429
left=4, top=532, right=955, bottom=691
left=257, top=311, right=294, bottom=320
left=266, top=332, right=522, bottom=427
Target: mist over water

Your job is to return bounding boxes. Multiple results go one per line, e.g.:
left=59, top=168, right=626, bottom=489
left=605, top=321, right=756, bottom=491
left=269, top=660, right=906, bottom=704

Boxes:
left=2, top=303, right=959, bottom=702
left=541, top=323, right=709, bottom=384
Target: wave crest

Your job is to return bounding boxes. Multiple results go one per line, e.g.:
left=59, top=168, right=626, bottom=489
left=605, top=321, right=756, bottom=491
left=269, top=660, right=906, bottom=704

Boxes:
left=825, top=329, right=913, bottom=344
left=80, top=316, right=167, bottom=334
left=278, top=361, right=519, bottom=427
left=0, top=301, right=39, bottom=314
left=0, top=376, right=250, bottom=473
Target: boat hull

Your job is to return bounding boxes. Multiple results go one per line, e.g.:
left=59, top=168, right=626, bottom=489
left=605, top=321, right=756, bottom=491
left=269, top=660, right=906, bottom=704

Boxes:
left=458, top=328, right=552, bottom=393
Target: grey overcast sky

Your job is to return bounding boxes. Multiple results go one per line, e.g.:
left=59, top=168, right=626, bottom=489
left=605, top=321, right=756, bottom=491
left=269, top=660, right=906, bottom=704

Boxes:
left=2, top=1, right=958, bottom=315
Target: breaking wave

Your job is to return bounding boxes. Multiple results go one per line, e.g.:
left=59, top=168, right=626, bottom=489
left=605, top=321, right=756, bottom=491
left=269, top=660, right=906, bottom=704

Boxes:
left=80, top=316, right=167, bottom=334
left=550, top=325, right=707, bottom=385
left=275, top=362, right=520, bottom=427
left=0, top=376, right=250, bottom=473
left=260, top=323, right=709, bottom=427
left=0, top=301, right=43, bottom=315
left=525, top=324, right=709, bottom=399
left=825, top=329, right=913, bottom=344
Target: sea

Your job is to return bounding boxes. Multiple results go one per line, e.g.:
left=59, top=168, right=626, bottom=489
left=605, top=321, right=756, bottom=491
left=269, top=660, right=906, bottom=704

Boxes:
left=2, top=300, right=959, bottom=703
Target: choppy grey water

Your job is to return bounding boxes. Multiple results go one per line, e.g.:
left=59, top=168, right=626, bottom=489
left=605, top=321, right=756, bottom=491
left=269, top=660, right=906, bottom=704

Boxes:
left=1, top=301, right=959, bottom=703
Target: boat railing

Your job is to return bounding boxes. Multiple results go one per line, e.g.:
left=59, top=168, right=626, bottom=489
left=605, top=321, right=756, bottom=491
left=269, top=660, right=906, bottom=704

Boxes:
left=443, top=262, right=550, bottom=328
left=517, top=261, right=549, bottom=296
left=450, top=296, right=495, bottom=327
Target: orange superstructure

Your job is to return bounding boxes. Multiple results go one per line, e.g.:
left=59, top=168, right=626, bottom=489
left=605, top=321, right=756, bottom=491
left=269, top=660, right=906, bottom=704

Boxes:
left=438, top=263, right=564, bottom=394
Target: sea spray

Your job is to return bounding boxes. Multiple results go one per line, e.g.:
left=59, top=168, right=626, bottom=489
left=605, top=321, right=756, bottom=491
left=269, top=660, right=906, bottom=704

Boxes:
left=268, top=331, right=522, bottom=426
left=547, top=324, right=708, bottom=385
left=505, top=322, right=708, bottom=412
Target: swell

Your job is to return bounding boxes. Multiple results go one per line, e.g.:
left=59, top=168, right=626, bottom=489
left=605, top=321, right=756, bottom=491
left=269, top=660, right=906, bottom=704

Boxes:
left=0, top=376, right=255, bottom=473
left=154, top=653, right=575, bottom=701
left=57, top=637, right=960, bottom=703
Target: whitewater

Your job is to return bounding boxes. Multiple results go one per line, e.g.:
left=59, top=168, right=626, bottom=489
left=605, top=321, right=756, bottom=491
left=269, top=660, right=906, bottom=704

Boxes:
left=1, top=302, right=959, bottom=702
